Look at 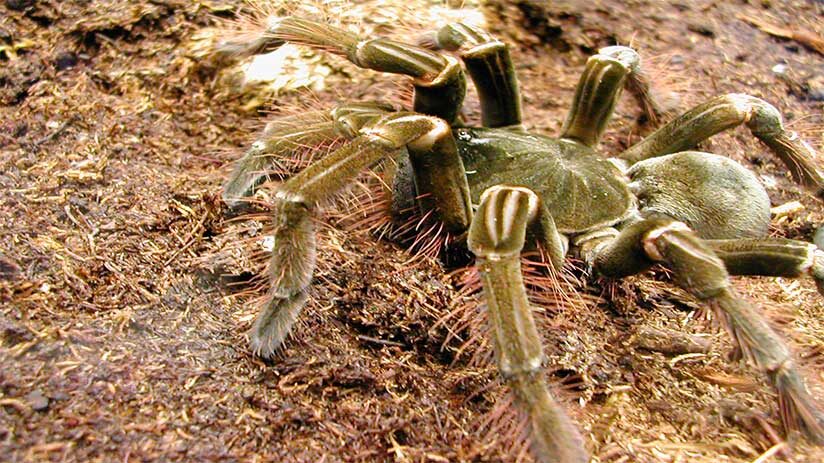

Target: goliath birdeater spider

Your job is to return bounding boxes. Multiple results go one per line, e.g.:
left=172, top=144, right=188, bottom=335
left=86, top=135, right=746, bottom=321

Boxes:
left=213, top=16, right=824, bottom=463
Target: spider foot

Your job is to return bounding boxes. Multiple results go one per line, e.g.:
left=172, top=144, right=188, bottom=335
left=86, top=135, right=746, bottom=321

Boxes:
left=772, top=360, right=824, bottom=444
left=249, top=290, right=309, bottom=358
left=713, top=292, right=824, bottom=443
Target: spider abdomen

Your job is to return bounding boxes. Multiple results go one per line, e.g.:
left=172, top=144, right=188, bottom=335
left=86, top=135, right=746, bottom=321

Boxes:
left=628, top=151, right=771, bottom=239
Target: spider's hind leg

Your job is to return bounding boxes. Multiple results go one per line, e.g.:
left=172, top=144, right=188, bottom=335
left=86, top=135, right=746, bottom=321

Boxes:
left=706, top=238, right=824, bottom=296
left=619, top=94, right=824, bottom=198
left=589, top=218, right=824, bottom=443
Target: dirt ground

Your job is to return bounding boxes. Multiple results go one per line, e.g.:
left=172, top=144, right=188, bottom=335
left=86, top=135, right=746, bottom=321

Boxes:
left=1, top=1, right=823, bottom=462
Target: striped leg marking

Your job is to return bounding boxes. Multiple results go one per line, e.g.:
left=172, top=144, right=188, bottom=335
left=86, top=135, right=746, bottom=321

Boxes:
left=421, top=23, right=522, bottom=128
left=706, top=238, right=824, bottom=295
left=468, top=185, right=588, bottom=463
left=561, top=46, right=640, bottom=147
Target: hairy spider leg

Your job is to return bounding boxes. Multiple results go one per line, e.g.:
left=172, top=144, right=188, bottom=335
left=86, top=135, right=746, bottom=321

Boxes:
left=588, top=218, right=824, bottom=443
left=705, top=238, right=824, bottom=295
left=619, top=93, right=824, bottom=197
left=467, top=185, right=588, bottom=463
left=215, top=16, right=467, bottom=124
left=223, top=102, right=395, bottom=206
left=421, top=23, right=523, bottom=128
left=251, top=112, right=469, bottom=357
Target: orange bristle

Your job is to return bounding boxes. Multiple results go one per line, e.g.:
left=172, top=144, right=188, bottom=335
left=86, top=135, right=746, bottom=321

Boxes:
left=474, top=391, right=533, bottom=463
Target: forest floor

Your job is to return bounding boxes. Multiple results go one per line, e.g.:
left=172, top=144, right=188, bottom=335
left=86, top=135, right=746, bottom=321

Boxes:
left=1, top=1, right=823, bottom=462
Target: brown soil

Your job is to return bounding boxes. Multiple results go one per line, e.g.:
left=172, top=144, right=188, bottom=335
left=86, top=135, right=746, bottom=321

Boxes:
left=1, top=1, right=823, bottom=462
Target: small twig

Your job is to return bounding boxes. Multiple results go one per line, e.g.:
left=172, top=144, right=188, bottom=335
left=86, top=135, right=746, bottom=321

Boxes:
left=356, top=335, right=405, bottom=348
left=162, top=209, right=210, bottom=267
left=739, top=14, right=824, bottom=56
left=770, top=200, right=804, bottom=218
left=634, top=326, right=711, bottom=355
left=31, top=116, right=78, bottom=152
left=751, top=442, right=789, bottom=463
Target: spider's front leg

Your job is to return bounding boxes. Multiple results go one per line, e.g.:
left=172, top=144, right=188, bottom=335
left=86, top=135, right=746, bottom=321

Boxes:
left=561, top=46, right=644, bottom=146
left=468, top=185, right=587, bottom=463
left=252, top=112, right=472, bottom=356
left=560, top=45, right=671, bottom=148
left=223, top=102, right=394, bottom=207
left=587, top=218, right=824, bottom=443
left=215, top=17, right=466, bottom=124
left=619, top=94, right=824, bottom=197
left=420, top=23, right=522, bottom=128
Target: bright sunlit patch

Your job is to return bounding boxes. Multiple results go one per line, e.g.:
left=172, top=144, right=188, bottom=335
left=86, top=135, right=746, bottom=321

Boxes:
left=243, top=44, right=331, bottom=93
left=426, top=5, right=486, bottom=28
left=261, top=236, right=275, bottom=252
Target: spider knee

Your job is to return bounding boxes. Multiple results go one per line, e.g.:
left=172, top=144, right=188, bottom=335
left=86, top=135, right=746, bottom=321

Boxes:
left=595, top=45, right=640, bottom=73
left=407, top=118, right=451, bottom=151
left=642, top=220, right=731, bottom=299
left=270, top=189, right=313, bottom=241
left=330, top=103, right=395, bottom=138
left=360, top=114, right=450, bottom=150
left=468, top=185, right=540, bottom=259
left=273, top=189, right=309, bottom=212
left=413, top=55, right=463, bottom=88
left=499, top=355, right=546, bottom=380
left=723, top=93, right=786, bottom=136
left=417, top=22, right=498, bottom=52
left=641, top=221, right=694, bottom=261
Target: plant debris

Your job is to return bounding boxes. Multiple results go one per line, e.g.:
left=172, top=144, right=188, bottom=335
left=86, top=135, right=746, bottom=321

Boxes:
left=1, top=1, right=823, bottom=462
left=739, top=14, right=824, bottom=56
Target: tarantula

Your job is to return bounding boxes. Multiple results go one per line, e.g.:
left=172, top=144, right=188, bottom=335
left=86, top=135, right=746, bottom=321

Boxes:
left=214, top=16, right=824, bottom=463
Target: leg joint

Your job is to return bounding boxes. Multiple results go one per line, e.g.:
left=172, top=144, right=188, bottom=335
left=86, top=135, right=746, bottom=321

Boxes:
left=499, top=355, right=546, bottom=381
left=360, top=113, right=449, bottom=150
left=468, top=185, right=540, bottom=259
left=594, top=45, right=640, bottom=73
left=723, top=93, right=784, bottom=135
left=413, top=55, right=463, bottom=87
left=420, top=22, right=496, bottom=52
left=462, top=40, right=507, bottom=59
left=642, top=221, right=731, bottom=299
left=330, top=102, right=394, bottom=138
left=641, top=221, right=691, bottom=261
left=273, top=189, right=310, bottom=209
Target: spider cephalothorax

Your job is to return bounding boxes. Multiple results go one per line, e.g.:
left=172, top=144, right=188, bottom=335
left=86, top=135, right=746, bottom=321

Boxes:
left=213, top=16, right=824, bottom=463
